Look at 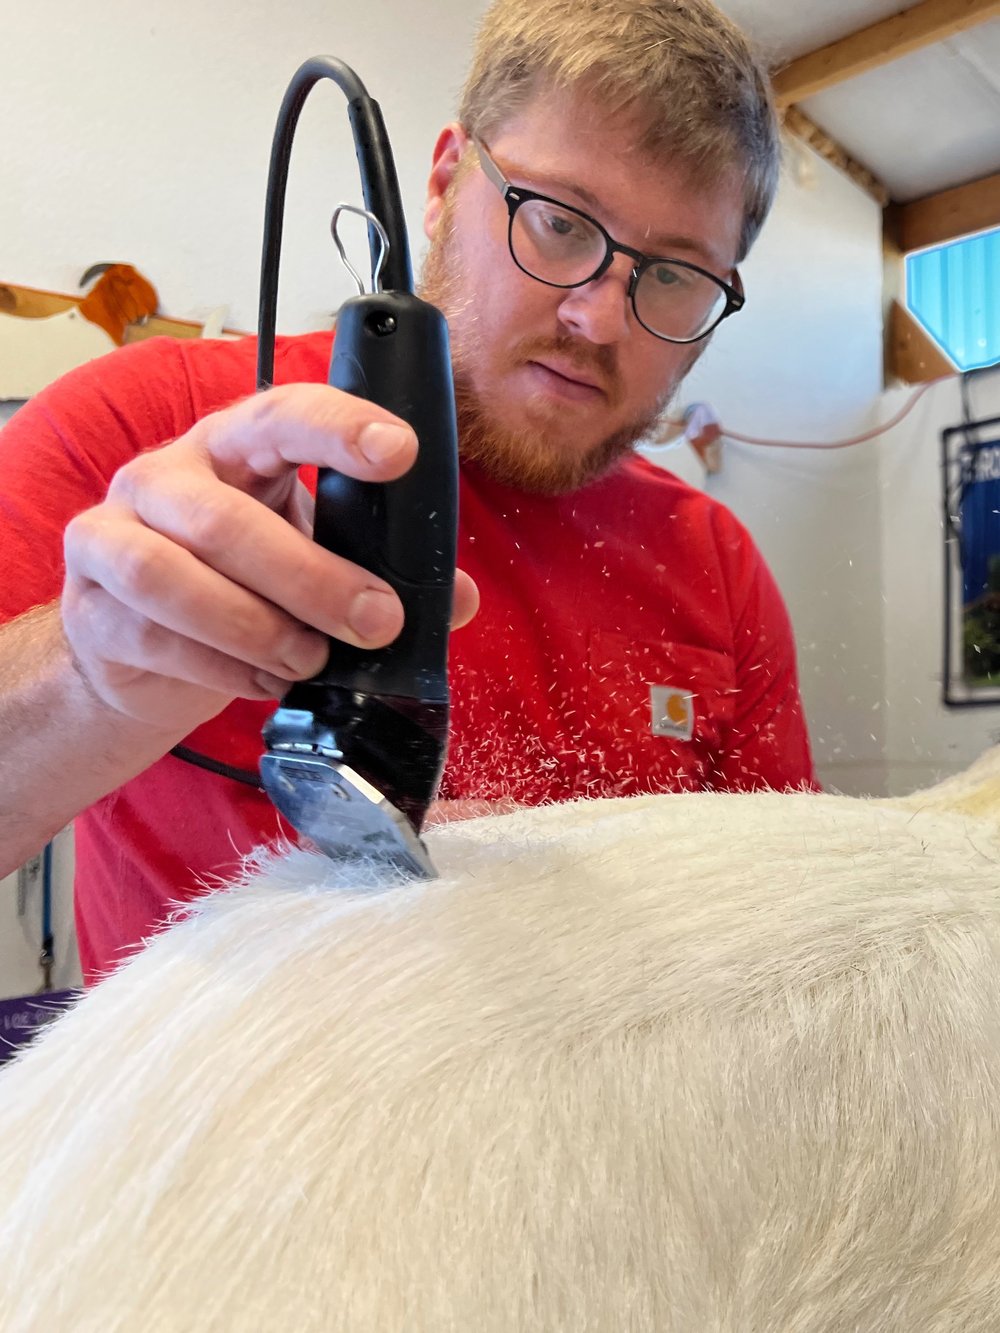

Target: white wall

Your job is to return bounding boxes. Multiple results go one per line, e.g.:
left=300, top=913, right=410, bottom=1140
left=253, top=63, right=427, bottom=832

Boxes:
left=2, top=2, right=899, bottom=991
left=0, top=832, right=80, bottom=1000
left=2, top=0, right=488, bottom=334
left=878, top=367, right=1000, bottom=794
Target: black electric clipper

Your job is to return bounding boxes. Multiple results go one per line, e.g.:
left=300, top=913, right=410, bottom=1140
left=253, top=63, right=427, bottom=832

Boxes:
left=256, top=58, right=458, bottom=879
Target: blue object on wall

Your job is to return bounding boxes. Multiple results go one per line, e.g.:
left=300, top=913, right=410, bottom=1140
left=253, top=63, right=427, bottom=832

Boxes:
left=907, top=227, right=1000, bottom=373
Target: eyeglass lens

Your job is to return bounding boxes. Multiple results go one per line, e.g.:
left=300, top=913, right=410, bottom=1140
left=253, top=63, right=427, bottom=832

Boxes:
left=511, top=199, right=728, bottom=342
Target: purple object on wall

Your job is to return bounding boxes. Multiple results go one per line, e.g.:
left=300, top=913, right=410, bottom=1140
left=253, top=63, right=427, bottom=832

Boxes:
left=0, top=991, right=79, bottom=1065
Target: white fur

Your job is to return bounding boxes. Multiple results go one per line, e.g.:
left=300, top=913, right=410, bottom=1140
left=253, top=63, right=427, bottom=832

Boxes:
left=3, top=762, right=1000, bottom=1330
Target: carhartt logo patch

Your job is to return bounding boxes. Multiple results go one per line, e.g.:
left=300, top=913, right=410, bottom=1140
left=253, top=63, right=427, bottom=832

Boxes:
left=649, top=685, right=694, bottom=741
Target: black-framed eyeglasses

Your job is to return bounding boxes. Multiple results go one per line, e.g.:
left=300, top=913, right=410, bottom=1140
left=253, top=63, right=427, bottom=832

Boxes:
left=474, top=138, right=744, bottom=345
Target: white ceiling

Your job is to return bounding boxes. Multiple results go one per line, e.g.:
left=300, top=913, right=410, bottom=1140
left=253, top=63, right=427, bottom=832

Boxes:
left=715, top=0, right=1000, bottom=203
left=717, top=0, right=925, bottom=64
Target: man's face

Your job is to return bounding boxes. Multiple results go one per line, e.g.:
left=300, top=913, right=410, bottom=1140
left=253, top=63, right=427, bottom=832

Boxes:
left=420, top=86, right=746, bottom=495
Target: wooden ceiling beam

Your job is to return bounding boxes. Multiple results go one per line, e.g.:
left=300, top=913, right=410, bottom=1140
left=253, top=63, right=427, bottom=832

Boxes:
left=772, top=0, right=1000, bottom=107
left=891, top=172, right=1000, bottom=250
left=782, top=106, right=890, bottom=206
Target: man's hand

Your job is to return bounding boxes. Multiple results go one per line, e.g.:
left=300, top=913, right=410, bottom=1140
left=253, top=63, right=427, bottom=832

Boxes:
left=62, top=382, right=479, bottom=737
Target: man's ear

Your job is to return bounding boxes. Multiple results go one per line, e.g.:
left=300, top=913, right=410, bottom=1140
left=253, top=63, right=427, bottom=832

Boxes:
left=424, top=123, right=471, bottom=240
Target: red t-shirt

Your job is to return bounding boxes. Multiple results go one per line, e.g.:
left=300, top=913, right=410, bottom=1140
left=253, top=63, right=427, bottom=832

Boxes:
left=0, top=334, right=815, bottom=980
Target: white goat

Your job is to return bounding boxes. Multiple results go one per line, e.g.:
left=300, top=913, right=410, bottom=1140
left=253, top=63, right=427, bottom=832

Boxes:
left=2, top=757, right=1000, bottom=1331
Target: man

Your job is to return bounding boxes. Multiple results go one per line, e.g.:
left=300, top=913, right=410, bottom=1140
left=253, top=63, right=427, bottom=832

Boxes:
left=0, top=0, right=815, bottom=982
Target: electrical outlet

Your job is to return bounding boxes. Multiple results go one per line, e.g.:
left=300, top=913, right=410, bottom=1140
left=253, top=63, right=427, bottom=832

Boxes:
left=16, top=854, right=42, bottom=917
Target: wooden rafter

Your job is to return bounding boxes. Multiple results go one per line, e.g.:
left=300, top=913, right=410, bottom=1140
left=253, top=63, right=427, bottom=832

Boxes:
left=772, top=0, right=1000, bottom=107
left=782, top=106, right=890, bottom=207
left=892, top=172, right=1000, bottom=251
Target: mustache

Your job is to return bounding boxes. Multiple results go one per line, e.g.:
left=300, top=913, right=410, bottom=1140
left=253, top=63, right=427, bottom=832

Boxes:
left=511, top=335, right=622, bottom=405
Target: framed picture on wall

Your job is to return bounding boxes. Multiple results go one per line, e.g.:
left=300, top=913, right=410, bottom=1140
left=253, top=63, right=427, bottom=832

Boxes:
left=942, top=414, right=1000, bottom=706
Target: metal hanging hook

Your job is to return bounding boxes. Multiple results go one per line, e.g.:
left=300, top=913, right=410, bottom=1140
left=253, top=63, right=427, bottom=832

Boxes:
left=330, top=204, right=391, bottom=296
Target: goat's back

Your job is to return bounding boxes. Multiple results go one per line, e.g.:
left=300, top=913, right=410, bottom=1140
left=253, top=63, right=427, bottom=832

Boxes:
left=2, top=789, right=1000, bottom=1330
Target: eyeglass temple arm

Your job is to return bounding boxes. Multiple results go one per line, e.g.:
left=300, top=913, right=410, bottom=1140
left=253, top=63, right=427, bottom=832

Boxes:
left=472, top=137, right=509, bottom=196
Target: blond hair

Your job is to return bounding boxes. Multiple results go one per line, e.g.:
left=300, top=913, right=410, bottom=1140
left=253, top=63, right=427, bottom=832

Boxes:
left=458, top=0, right=780, bottom=261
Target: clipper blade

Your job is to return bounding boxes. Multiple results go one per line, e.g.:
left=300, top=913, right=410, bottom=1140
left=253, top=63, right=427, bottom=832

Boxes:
left=260, top=750, right=436, bottom=881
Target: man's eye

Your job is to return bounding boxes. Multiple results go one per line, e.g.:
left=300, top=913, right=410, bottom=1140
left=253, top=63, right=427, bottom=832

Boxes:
left=650, top=264, right=683, bottom=287
left=542, top=210, right=585, bottom=240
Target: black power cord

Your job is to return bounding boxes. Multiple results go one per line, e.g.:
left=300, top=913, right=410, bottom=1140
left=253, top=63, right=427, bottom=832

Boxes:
left=257, top=56, right=412, bottom=391
left=170, top=745, right=261, bottom=790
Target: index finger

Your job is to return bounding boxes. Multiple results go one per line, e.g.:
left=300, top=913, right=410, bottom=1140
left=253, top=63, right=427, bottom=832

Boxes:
left=197, top=382, right=420, bottom=492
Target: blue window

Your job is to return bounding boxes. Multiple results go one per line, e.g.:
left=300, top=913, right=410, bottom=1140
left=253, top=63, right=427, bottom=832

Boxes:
left=906, top=227, right=999, bottom=373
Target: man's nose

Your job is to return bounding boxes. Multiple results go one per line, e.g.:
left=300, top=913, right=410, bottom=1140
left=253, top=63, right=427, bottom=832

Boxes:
left=555, top=255, right=634, bottom=345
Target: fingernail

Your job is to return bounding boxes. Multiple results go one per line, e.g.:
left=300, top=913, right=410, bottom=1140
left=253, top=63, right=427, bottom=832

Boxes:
left=347, top=589, right=402, bottom=643
left=358, top=422, right=414, bottom=466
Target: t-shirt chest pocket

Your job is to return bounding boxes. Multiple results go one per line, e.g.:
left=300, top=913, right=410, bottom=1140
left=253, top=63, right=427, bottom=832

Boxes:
left=584, top=629, right=737, bottom=791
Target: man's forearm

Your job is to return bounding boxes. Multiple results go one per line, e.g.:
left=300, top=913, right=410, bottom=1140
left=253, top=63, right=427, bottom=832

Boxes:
left=0, top=603, right=183, bottom=877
